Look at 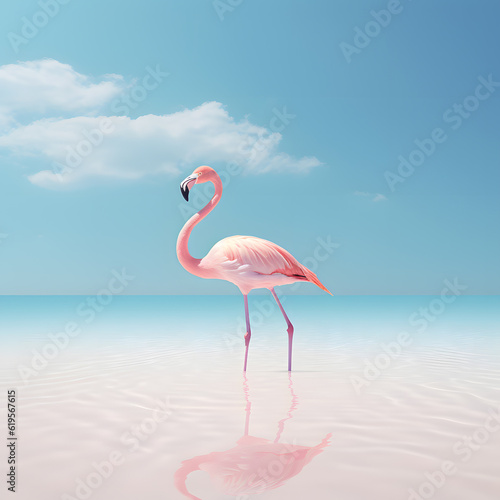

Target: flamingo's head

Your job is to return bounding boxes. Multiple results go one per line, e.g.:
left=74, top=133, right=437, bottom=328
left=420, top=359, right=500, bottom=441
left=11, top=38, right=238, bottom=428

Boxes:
left=180, top=166, right=217, bottom=201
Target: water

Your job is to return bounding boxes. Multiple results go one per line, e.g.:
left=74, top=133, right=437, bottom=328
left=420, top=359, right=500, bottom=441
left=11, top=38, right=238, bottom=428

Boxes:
left=1, top=296, right=499, bottom=499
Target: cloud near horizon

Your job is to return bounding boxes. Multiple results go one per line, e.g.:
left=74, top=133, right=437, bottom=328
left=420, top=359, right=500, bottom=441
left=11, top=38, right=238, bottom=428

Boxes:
left=354, top=191, right=387, bottom=202
left=0, top=59, right=322, bottom=189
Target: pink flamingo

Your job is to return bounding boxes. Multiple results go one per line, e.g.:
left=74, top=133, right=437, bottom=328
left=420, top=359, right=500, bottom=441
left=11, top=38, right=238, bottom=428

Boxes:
left=177, top=166, right=332, bottom=371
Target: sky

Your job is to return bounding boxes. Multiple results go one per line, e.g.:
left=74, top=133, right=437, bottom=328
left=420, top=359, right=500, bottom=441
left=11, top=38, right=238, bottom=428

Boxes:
left=0, top=0, right=499, bottom=295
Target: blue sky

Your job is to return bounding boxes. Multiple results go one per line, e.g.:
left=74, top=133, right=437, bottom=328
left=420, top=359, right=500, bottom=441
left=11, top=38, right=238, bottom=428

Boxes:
left=0, top=0, right=499, bottom=295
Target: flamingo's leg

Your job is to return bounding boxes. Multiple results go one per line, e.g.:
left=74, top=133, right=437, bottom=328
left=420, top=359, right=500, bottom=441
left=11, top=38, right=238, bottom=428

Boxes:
left=271, top=288, right=294, bottom=371
left=243, top=294, right=251, bottom=372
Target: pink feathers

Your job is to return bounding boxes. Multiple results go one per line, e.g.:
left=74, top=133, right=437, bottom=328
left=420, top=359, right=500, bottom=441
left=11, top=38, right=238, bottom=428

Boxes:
left=203, top=235, right=332, bottom=295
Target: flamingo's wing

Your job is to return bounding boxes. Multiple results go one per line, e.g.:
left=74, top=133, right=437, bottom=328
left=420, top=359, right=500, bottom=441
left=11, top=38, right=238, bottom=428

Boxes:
left=205, top=236, right=331, bottom=293
left=207, top=236, right=303, bottom=275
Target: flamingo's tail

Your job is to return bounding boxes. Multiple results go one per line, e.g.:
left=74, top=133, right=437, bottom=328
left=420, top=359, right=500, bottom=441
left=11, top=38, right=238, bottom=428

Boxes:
left=303, top=268, right=333, bottom=295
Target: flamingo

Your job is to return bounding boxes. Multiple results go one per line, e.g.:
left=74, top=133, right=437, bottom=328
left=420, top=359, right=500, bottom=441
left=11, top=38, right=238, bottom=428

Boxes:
left=177, top=166, right=332, bottom=371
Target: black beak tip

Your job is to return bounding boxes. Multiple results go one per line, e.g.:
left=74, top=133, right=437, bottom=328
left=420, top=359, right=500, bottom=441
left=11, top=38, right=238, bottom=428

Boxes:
left=181, top=186, right=189, bottom=201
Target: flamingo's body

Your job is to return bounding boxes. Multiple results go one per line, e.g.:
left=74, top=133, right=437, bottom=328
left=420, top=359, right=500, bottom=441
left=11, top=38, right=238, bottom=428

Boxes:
left=176, top=166, right=331, bottom=371
left=200, top=235, right=331, bottom=295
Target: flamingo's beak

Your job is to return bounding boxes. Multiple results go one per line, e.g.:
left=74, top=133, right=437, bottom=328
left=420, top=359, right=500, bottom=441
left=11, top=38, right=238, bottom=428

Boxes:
left=180, top=174, right=198, bottom=201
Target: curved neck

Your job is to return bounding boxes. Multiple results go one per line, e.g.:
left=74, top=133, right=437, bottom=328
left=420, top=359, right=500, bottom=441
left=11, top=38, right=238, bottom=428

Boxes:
left=176, top=175, right=222, bottom=279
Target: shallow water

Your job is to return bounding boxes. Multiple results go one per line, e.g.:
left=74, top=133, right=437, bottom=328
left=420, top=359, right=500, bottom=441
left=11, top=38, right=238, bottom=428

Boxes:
left=1, top=296, right=499, bottom=499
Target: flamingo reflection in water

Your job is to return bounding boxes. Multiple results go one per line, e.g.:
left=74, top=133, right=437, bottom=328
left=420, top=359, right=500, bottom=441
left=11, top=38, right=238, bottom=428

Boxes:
left=174, top=375, right=332, bottom=499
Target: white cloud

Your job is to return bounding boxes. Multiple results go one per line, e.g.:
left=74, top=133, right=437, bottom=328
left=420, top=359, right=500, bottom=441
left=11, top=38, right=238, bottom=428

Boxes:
left=1, top=102, right=322, bottom=188
left=354, top=191, right=387, bottom=202
left=0, top=60, right=322, bottom=188
left=0, top=59, right=124, bottom=127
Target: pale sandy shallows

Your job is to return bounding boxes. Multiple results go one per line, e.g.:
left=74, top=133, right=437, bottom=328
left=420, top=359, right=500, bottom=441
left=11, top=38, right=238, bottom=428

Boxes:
left=1, top=296, right=499, bottom=500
